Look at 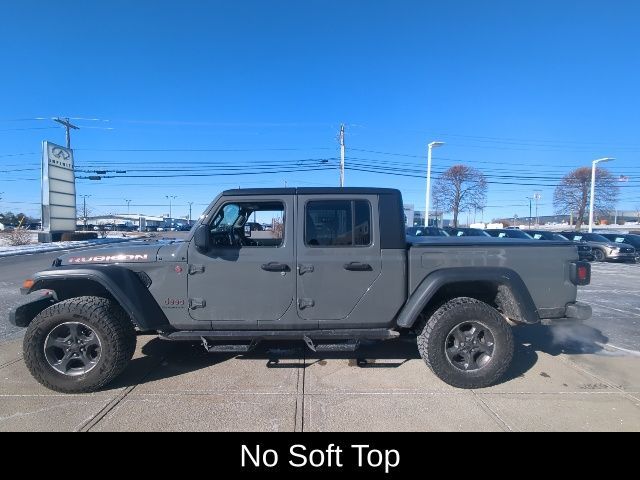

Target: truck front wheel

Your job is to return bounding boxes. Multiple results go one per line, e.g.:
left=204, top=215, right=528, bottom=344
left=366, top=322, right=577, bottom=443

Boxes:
left=417, top=297, right=514, bottom=389
left=23, top=296, right=136, bottom=394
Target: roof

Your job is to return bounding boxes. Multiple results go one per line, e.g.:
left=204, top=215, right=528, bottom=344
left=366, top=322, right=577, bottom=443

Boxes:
left=221, top=187, right=402, bottom=196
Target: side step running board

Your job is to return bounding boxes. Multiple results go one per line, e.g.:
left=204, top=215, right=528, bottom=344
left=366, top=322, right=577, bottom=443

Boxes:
left=303, top=337, right=360, bottom=353
left=162, top=328, right=400, bottom=342
left=200, top=337, right=259, bottom=353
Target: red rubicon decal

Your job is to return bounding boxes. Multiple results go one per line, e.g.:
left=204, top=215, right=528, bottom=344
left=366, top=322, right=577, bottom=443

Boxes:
left=67, top=254, right=149, bottom=263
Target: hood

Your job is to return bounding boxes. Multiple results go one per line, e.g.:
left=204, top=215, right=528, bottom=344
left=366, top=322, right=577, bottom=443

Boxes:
left=589, top=240, right=630, bottom=249
left=57, top=240, right=181, bottom=266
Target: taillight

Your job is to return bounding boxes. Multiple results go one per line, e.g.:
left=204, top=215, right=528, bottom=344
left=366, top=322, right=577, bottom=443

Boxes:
left=570, top=262, right=591, bottom=286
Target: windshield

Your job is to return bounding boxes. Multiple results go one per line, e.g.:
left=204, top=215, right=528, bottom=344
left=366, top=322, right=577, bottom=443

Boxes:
left=211, top=204, right=241, bottom=232
left=449, top=229, right=490, bottom=237
left=574, top=233, right=611, bottom=243
left=504, top=230, right=532, bottom=239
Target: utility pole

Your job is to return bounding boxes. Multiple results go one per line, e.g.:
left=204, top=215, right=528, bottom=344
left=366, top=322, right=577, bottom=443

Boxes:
left=53, top=117, right=79, bottom=149
left=125, top=199, right=132, bottom=215
left=188, top=202, right=194, bottom=223
left=80, top=195, right=91, bottom=231
left=165, top=195, right=177, bottom=219
left=339, top=124, right=345, bottom=187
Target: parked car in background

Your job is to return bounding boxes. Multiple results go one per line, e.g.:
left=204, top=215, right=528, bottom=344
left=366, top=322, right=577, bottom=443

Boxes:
left=406, top=226, right=449, bottom=237
left=445, top=227, right=491, bottom=237
left=600, top=233, right=640, bottom=262
left=524, top=230, right=595, bottom=262
left=486, top=229, right=533, bottom=240
left=245, top=222, right=265, bottom=232
left=562, top=232, right=637, bottom=262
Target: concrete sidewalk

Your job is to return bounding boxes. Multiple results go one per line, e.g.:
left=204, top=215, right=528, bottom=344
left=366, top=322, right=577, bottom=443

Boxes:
left=1, top=325, right=639, bottom=432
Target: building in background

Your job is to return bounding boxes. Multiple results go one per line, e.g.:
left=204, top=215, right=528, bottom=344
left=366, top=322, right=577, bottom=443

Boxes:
left=408, top=209, right=450, bottom=228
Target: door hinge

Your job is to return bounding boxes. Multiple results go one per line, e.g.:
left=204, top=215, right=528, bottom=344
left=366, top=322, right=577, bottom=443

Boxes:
left=188, top=264, right=205, bottom=275
left=298, top=298, right=315, bottom=310
left=189, top=298, right=206, bottom=310
left=297, top=264, right=314, bottom=275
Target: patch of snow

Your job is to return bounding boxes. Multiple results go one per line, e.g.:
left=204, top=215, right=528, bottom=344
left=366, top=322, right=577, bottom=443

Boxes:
left=0, top=238, right=133, bottom=258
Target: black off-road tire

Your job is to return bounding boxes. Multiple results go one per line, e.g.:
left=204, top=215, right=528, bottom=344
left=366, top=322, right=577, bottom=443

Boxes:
left=416, top=297, right=514, bottom=389
left=23, top=296, right=137, bottom=394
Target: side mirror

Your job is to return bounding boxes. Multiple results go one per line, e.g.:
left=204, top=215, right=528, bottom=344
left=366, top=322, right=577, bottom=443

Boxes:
left=244, top=224, right=252, bottom=238
left=194, top=225, right=210, bottom=251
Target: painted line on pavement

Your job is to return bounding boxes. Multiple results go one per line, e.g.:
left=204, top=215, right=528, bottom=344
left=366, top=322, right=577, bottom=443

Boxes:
left=590, top=302, right=640, bottom=318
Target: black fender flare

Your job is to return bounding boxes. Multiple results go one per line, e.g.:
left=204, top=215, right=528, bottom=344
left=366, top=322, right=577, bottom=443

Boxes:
left=26, top=266, right=170, bottom=331
left=395, top=267, right=540, bottom=328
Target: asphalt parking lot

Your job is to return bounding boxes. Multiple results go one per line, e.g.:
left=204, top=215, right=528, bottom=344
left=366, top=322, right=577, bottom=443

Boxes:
left=1, top=261, right=639, bottom=431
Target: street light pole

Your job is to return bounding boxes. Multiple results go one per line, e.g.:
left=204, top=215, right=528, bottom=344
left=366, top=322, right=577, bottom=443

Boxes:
left=125, top=199, right=132, bottom=215
left=188, top=202, right=194, bottom=223
left=166, top=195, right=177, bottom=220
left=533, top=192, right=542, bottom=226
left=339, top=124, right=345, bottom=187
left=589, top=158, right=615, bottom=233
left=426, top=141, right=445, bottom=227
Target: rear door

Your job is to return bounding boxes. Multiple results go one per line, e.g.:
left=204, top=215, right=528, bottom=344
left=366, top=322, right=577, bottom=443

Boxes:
left=296, top=194, right=381, bottom=322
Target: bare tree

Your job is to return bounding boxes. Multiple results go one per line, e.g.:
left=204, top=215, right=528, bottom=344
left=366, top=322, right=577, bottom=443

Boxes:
left=553, top=167, right=619, bottom=230
left=433, top=165, right=488, bottom=227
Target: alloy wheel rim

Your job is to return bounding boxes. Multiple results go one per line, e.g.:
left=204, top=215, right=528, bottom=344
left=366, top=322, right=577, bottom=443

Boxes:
left=445, top=321, right=495, bottom=372
left=44, top=322, right=102, bottom=376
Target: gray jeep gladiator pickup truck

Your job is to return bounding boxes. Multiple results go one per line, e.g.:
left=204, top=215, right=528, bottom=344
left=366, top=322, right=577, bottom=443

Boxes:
left=10, top=188, right=592, bottom=393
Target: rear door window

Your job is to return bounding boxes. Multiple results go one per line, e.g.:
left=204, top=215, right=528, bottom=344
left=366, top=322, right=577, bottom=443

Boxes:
left=305, top=200, right=371, bottom=247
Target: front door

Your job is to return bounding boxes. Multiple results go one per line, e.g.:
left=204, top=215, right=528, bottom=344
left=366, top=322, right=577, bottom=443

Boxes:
left=187, top=195, right=295, bottom=327
left=296, top=194, right=381, bottom=323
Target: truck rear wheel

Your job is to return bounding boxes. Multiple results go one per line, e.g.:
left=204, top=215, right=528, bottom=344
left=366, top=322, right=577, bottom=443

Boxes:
left=23, top=296, right=136, bottom=394
left=416, top=297, right=514, bottom=389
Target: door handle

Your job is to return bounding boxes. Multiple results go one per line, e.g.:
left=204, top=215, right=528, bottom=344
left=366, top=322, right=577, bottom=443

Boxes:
left=343, top=262, right=373, bottom=271
left=261, top=262, right=290, bottom=272
left=298, top=264, right=314, bottom=275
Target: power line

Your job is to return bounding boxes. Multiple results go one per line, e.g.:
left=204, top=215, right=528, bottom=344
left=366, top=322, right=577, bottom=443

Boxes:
left=344, top=165, right=640, bottom=188
left=77, top=166, right=336, bottom=180
left=75, top=147, right=333, bottom=153
left=0, top=127, right=59, bottom=133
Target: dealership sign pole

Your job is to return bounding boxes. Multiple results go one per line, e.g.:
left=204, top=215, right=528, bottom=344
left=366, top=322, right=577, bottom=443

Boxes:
left=41, top=141, right=77, bottom=242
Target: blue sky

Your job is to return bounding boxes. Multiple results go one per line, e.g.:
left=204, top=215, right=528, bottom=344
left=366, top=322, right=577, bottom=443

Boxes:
left=1, top=0, right=639, bottom=221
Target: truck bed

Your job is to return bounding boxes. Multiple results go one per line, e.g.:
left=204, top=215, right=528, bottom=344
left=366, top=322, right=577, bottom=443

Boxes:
left=407, top=237, right=579, bottom=318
